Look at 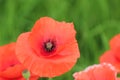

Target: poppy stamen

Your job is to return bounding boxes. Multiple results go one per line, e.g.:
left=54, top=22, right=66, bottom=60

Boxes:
left=46, top=42, right=53, bottom=50
left=44, top=40, right=55, bottom=52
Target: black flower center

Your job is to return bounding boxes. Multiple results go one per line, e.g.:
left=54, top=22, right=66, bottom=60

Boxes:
left=44, top=40, right=56, bottom=52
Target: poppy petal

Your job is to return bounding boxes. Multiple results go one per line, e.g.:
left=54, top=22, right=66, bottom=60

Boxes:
left=73, top=63, right=117, bottom=80
left=117, top=78, right=120, bottom=80
left=100, top=50, right=120, bottom=72
left=0, top=43, right=39, bottom=79
left=110, top=34, right=120, bottom=50
left=73, top=72, right=90, bottom=80
left=0, top=43, right=24, bottom=78
left=93, top=63, right=116, bottom=80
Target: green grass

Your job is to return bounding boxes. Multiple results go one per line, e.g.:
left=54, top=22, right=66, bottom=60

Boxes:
left=0, top=0, right=120, bottom=80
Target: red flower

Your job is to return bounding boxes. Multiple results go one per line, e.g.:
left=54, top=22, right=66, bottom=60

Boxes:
left=73, top=63, right=118, bottom=80
left=100, top=34, right=120, bottom=72
left=109, top=34, right=120, bottom=50
left=100, top=50, right=120, bottom=72
left=16, top=17, right=80, bottom=77
left=0, top=43, right=38, bottom=80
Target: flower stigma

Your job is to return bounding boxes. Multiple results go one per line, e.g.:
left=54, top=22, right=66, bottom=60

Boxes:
left=44, top=40, right=56, bottom=52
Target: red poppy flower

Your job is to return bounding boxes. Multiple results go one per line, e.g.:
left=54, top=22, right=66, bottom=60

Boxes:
left=16, top=17, right=80, bottom=77
left=100, top=34, right=120, bottom=72
left=0, top=43, right=38, bottom=80
left=100, top=50, right=120, bottom=72
left=110, top=34, right=120, bottom=50
left=73, top=63, right=118, bottom=80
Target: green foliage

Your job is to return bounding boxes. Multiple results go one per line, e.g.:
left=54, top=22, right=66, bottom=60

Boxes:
left=0, top=0, right=120, bottom=80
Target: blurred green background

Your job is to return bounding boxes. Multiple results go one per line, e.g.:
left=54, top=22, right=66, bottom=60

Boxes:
left=0, top=0, right=120, bottom=80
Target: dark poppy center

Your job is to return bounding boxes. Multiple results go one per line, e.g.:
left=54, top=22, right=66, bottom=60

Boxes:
left=44, top=40, right=55, bottom=52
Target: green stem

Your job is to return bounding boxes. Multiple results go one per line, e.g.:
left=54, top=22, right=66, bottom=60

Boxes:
left=48, top=78, right=53, bottom=80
